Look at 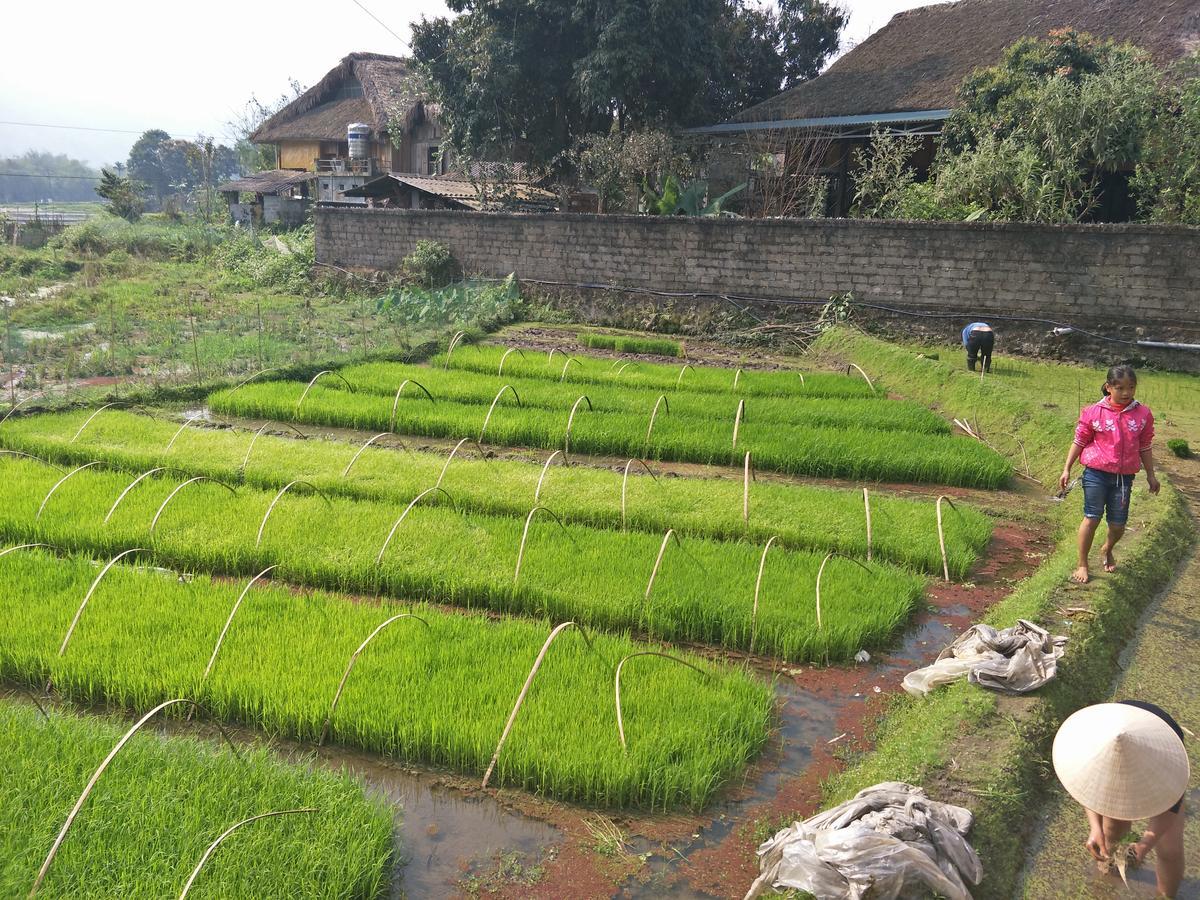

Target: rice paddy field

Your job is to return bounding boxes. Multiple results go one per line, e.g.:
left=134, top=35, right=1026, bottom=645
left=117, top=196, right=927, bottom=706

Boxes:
left=0, top=331, right=1020, bottom=895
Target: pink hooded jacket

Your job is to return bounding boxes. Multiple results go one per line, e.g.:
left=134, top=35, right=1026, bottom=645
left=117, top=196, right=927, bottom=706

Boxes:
left=1074, top=397, right=1155, bottom=476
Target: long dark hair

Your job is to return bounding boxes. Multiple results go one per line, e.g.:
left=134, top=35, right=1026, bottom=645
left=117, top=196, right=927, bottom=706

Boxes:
left=1102, top=364, right=1137, bottom=397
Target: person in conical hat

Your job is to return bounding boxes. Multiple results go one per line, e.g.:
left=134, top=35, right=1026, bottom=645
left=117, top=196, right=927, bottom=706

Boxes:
left=1053, top=701, right=1191, bottom=897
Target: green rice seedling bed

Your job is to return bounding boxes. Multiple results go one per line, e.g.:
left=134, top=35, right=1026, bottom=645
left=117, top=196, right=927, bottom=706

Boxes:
left=329, top=361, right=952, bottom=435
left=579, top=333, right=683, bottom=356
left=0, top=411, right=992, bottom=577
left=209, top=383, right=1010, bottom=488
left=431, top=344, right=873, bottom=399
left=0, top=549, right=771, bottom=810
left=0, top=457, right=924, bottom=661
left=0, top=700, right=391, bottom=899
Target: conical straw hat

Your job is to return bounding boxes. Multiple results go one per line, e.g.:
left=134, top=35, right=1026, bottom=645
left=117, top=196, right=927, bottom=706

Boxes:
left=1053, top=703, right=1190, bottom=821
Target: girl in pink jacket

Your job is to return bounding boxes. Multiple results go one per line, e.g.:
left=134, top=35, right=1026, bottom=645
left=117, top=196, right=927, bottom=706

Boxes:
left=1059, top=365, right=1160, bottom=584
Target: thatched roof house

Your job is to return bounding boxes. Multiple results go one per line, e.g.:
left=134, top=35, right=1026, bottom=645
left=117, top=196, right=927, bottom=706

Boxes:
left=699, top=0, right=1200, bottom=136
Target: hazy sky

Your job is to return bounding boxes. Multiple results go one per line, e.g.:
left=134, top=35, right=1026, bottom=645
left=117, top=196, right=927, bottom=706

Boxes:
left=0, top=0, right=933, bottom=168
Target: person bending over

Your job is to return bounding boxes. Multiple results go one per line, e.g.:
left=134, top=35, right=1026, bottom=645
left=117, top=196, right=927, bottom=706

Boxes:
left=961, top=322, right=994, bottom=372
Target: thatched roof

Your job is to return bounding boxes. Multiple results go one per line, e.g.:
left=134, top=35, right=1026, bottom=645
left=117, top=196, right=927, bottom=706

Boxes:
left=217, top=169, right=314, bottom=194
left=251, top=53, right=429, bottom=143
left=727, top=0, right=1200, bottom=126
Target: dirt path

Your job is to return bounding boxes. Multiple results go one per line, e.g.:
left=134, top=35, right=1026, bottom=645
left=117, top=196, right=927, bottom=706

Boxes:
left=1020, top=462, right=1200, bottom=898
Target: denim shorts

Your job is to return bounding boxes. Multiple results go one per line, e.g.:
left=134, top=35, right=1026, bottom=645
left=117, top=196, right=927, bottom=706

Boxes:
left=1082, top=467, right=1135, bottom=526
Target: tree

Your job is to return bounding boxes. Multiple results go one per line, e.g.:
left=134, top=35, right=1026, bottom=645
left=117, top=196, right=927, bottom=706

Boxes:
left=126, top=129, right=173, bottom=207
left=1132, top=56, right=1200, bottom=224
left=0, top=151, right=101, bottom=203
left=777, top=0, right=848, bottom=86
left=226, top=78, right=306, bottom=173
left=95, top=168, right=143, bottom=222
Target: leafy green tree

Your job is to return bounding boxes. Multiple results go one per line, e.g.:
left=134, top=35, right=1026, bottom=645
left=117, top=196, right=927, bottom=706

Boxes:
left=1132, top=57, right=1200, bottom=224
left=226, top=78, right=306, bottom=173
left=0, top=151, right=100, bottom=203
left=777, top=0, right=848, bottom=85
left=126, top=129, right=174, bottom=206
left=95, top=168, right=143, bottom=221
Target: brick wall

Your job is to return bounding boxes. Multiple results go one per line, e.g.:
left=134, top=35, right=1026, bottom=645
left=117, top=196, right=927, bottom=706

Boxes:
left=315, top=208, right=1200, bottom=332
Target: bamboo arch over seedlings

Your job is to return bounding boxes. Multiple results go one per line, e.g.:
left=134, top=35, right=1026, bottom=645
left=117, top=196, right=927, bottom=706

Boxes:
left=163, top=414, right=208, bottom=452
left=612, top=362, right=633, bottom=378
left=376, top=487, right=456, bottom=564
left=28, top=698, right=242, bottom=900
left=177, top=809, right=318, bottom=900
left=620, top=459, right=659, bottom=531
left=225, top=367, right=281, bottom=396
left=863, top=488, right=873, bottom=562
left=845, top=363, right=876, bottom=394
left=434, top=438, right=489, bottom=489
left=104, top=467, right=191, bottom=524
left=36, top=461, right=105, bottom=521
left=341, top=433, right=400, bottom=478
left=675, top=364, right=694, bottom=389
left=388, top=379, right=435, bottom=432
left=239, top=421, right=308, bottom=476
left=0, top=450, right=66, bottom=473
left=643, top=395, right=670, bottom=455
left=513, top=506, right=575, bottom=586
left=318, top=613, right=430, bottom=745
left=546, top=347, right=564, bottom=367
left=535, top=450, right=564, bottom=502
left=481, top=621, right=597, bottom=789
left=814, top=551, right=874, bottom=631
left=751, top=536, right=780, bottom=651
left=256, top=481, right=333, bottom=547
left=149, top=477, right=238, bottom=541
left=558, top=356, right=582, bottom=382
left=69, top=402, right=126, bottom=443
left=743, top=452, right=755, bottom=526
left=444, top=330, right=467, bottom=369
left=196, top=565, right=279, bottom=704
left=732, top=368, right=742, bottom=391
left=563, top=395, right=592, bottom=458
left=732, top=399, right=746, bottom=451
left=294, top=370, right=355, bottom=416
left=644, top=529, right=702, bottom=604
left=614, top=652, right=710, bottom=750
left=497, top=347, right=526, bottom=376
left=479, top=384, right=522, bottom=443
left=936, top=495, right=958, bottom=583
left=0, top=543, right=60, bottom=560
left=0, top=393, right=45, bottom=427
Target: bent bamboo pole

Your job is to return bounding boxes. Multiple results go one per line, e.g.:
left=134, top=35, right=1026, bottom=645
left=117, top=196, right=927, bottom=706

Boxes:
left=814, top=552, right=873, bottom=631
left=751, top=537, right=780, bottom=651
left=69, top=402, right=125, bottom=443
left=482, top=621, right=594, bottom=789
left=513, top=506, right=573, bottom=585
left=0, top=450, right=66, bottom=473
left=0, top=543, right=58, bottom=560
left=936, top=495, right=956, bottom=583
left=620, top=458, right=659, bottom=531
left=563, top=395, right=592, bottom=458
left=444, top=331, right=467, bottom=368
left=294, top=370, right=355, bottom=415
left=376, top=487, right=455, bottom=564
left=341, top=433, right=395, bottom=478
left=239, top=420, right=310, bottom=476
left=644, top=529, right=683, bottom=602
left=225, top=367, right=281, bottom=396
left=535, top=450, right=564, bottom=502
left=732, top=399, right=746, bottom=450
left=164, top=414, right=206, bottom=452
left=36, top=462, right=104, bottom=521
left=613, top=362, right=632, bottom=377
left=863, top=488, right=873, bottom=562
left=558, top=356, right=582, bottom=382
left=479, top=384, right=522, bottom=442
left=256, top=481, right=332, bottom=547
left=845, top=363, right=876, bottom=393
left=732, top=368, right=742, bottom=390
left=389, top=379, right=435, bottom=432
left=55, top=547, right=149, bottom=666
left=178, top=809, right=318, bottom=899
left=497, top=347, right=525, bottom=376
left=318, top=613, right=430, bottom=745
left=675, top=364, right=694, bottom=389
left=149, top=477, right=238, bottom=540
left=743, top=451, right=754, bottom=525
left=614, top=652, right=708, bottom=750
left=199, top=565, right=278, bottom=689
left=434, top=438, right=488, bottom=489
left=643, top=395, right=669, bottom=454
left=0, top=394, right=44, bottom=427
left=105, top=467, right=189, bottom=524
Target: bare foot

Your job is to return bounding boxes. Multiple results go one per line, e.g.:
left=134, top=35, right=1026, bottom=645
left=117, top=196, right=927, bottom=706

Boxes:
left=1071, top=565, right=1090, bottom=584
left=1103, top=548, right=1117, bottom=573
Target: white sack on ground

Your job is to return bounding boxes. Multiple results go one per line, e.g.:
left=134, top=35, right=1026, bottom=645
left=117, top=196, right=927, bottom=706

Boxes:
left=902, top=619, right=1066, bottom=698
left=745, top=781, right=982, bottom=900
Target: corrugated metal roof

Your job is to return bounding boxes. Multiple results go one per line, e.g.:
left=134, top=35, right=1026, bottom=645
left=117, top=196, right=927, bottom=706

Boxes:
left=689, top=109, right=953, bottom=135
left=217, top=169, right=315, bottom=194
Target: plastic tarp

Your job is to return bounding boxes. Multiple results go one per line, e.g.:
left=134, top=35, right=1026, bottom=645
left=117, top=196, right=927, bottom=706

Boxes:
left=746, top=782, right=983, bottom=900
left=902, top=619, right=1067, bottom=698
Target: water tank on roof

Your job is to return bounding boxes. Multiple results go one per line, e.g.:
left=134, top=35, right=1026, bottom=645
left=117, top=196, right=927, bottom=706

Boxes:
left=347, top=123, right=371, bottom=159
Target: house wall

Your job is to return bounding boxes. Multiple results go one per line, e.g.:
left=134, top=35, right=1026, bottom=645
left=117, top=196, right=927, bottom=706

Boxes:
left=279, top=141, right=322, bottom=170
left=316, top=208, right=1200, bottom=338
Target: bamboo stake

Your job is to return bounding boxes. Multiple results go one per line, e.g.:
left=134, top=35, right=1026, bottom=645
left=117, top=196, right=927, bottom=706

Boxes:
left=69, top=402, right=125, bottom=443
left=164, top=414, right=206, bottom=452
left=178, top=809, right=318, bottom=899
left=644, top=529, right=682, bottom=601
left=863, top=487, right=872, bottom=562
left=479, top=384, right=522, bottom=442
left=389, top=379, right=435, bottom=432
left=376, top=487, right=455, bottom=564
left=513, top=506, right=573, bottom=585
left=613, top=362, right=632, bottom=378
left=559, top=356, right=581, bottom=382
left=547, top=348, right=563, bottom=367
left=198, top=565, right=278, bottom=691
left=743, top=451, right=753, bottom=525
left=614, top=652, right=708, bottom=750
left=36, top=462, right=104, bottom=520
left=620, top=458, right=659, bottom=531
left=535, top=450, right=563, bottom=501
left=482, top=621, right=594, bottom=789
left=814, top=552, right=873, bottom=631
left=732, top=368, right=742, bottom=390
left=318, top=613, right=430, bottom=745
left=732, top=399, right=746, bottom=450
left=294, top=370, right=355, bottom=416
left=341, top=433, right=394, bottom=478
left=444, top=331, right=466, bottom=369
left=434, top=438, right=488, bottom=489
left=675, top=364, right=694, bottom=389
left=0, top=450, right=65, bottom=472
left=29, top=698, right=238, bottom=899
left=0, top=543, right=57, bottom=560
left=797, top=370, right=806, bottom=386
left=150, top=477, right=238, bottom=540
left=497, top=347, right=525, bottom=376
left=563, top=395, right=592, bottom=458
left=0, top=394, right=44, bottom=427
left=225, top=367, right=280, bottom=396
left=751, top=536, right=779, bottom=652
left=256, top=481, right=332, bottom=547
left=104, top=467, right=187, bottom=524
left=936, top=495, right=956, bottom=583
left=845, top=363, right=876, bottom=393
left=643, top=395, right=669, bottom=454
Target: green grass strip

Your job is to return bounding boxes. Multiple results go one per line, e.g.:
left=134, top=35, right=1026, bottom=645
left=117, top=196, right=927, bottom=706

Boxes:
left=210, top=383, right=1011, bottom=487
left=0, top=456, right=924, bottom=662
left=432, top=343, right=875, bottom=399
left=580, top=333, right=683, bottom=356
left=1, top=699, right=391, bottom=899
left=0, top=550, right=771, bottom=810
left=331, top=360, right=952, bottom=435
left=0, top=410, right=992, bottom=577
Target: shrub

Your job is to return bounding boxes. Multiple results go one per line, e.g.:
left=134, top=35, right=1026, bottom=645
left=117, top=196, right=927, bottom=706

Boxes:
left=375, top=274, right=520, bottom=329
left=401, top=239, right=461, bottom=288
left=213, top=225, right=314, bottom=293
left=50, top=217, right=227, bottom=260
left=1167, top=438, right=1192, bottom=459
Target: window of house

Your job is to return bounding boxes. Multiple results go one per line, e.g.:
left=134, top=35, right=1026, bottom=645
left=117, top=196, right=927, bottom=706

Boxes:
left=427, top=145, right=440, bottom=175
left=335, top=79, right=364, bottom=100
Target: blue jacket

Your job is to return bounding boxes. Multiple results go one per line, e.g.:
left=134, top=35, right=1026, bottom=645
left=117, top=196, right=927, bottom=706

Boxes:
left=962, top=322, right=992, bottom=347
